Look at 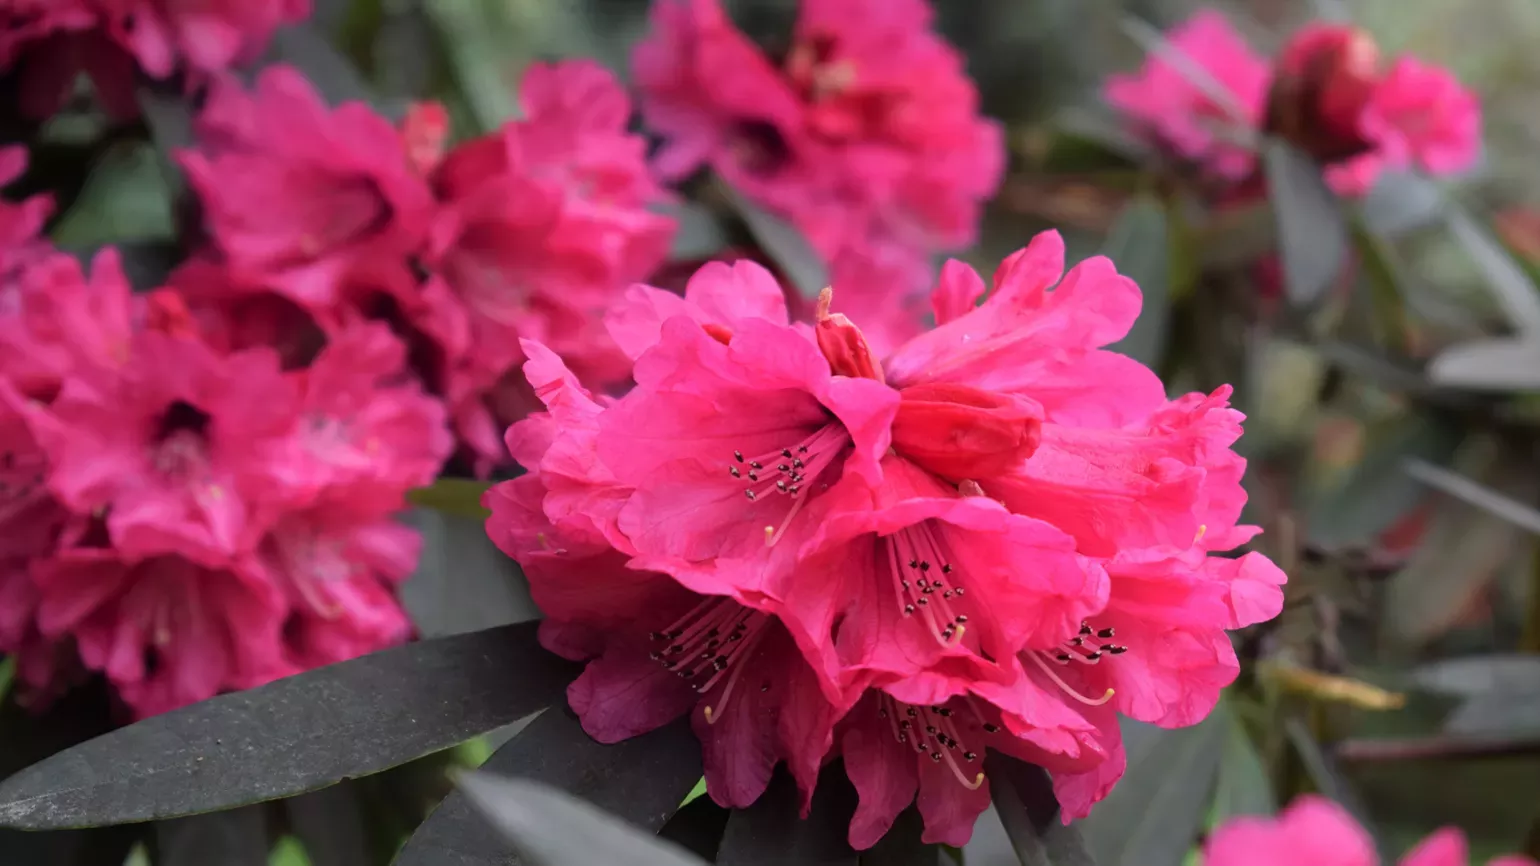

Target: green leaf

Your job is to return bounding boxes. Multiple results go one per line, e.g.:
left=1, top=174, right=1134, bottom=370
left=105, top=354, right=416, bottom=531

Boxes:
left=1404, top=458, right=1540, bottom=536
left=399, top=509, right=539, bottom=637
left=659, top=795, right=731, bottom=862
left=457, top=773, right=709, bottom=866
left=987, top=756, right=1097, bottom=866
left=1445, top=205, right=1540, bottom=337
left=1360, top=171, right=1444, bottom=238
left=270, top=836, right=314, bottom=866
left=48, top=142, right=175, bottom=249
left=262, top=23, right=375, bottom=108
left=717, top=764, right=858, bottom=866
left=1210, top=701, right=1275, bottom=824
left=1428, top=338, right=1540, bottom=392
left=1102, top=195, right=1171, bottom=366
left=406, top=479, right=493, bottom=520
left=0, top=622, right=576, bottom=830
left=1304, top=413, right=1463, bottom=551
left=680, top=778, right=708, bottom=807
left=718, top=178, right=829, bottom=299
left=422, top=0, right=528, bottom=131
left=285, top=785, right=367, bottom=866
left=1263, top=141, right=1348, bottom=307
left=395, top=711, right=702, bottom=866
left=1413, top=655, right=1540, bottom=738
left=1078, top=716, right=1224, bottom=866
left=1283, top=719, right=1383, bottom=859
left=666, top=202, right=732, bottom=262
left=156, top=808, right=268, bottom=866
left=860, top=807, right=940, bottom=866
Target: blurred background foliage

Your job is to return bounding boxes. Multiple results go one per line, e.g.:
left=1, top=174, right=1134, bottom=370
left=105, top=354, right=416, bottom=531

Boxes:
left=11, top=0, right=1540, bottom=864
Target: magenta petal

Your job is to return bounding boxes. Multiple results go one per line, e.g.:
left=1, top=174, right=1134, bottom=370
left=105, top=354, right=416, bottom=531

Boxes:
left=915, top=753, right=991, bottom=846
left=568, top=637, right=697, bottom=743
left=842, top=694, right=920, bottom=850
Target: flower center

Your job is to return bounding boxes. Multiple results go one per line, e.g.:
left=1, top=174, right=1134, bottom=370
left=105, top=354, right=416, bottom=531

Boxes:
left=726, top=422, right=848, bottom=546
left=152, top=400, right=212, bottom=481
left=648, top=596, right=772, bottom=725
left=1022, top=621, right=1127, bottom=707
left=886, top=522, right=969, bottom=646
left=878, top=694, right=985, bottom=790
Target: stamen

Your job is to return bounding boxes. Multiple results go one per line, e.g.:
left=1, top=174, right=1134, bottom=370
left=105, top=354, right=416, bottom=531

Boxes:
left=727, top=423, right=851, bottom=548
left=888, top=523, right=968, bottom=646
left=1026, top=650, right=1116, bottom=706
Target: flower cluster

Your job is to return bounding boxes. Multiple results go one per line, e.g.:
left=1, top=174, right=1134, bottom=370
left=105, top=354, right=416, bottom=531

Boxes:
left=0, top=144, right=453, bottom=719
left=171, top=59, right=676, bottom=469
left=633, top=0, right=1004, bottom=349
left=0, top=0, right=309, bottom=119
left=1203, top=796, right=1538, bottom=866
left=488, top=231, right=1287, bottom=846
left=1105, top=10, right=1480, bottom=196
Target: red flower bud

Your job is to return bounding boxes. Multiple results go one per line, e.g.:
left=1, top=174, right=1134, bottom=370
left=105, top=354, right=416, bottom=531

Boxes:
left=1265, top=23, right=1380, bottom=163
left=891, top=383, right=1043, bottom=481
left=815, top=287, right=884, bottom=381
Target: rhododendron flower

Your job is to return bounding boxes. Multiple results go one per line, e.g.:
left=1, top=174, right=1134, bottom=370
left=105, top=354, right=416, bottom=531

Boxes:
left=485, top=347, right=848, bottom=808
left=1203, top=795, right=1538, bottom=866
left=0, top=383, right=70, bottom=695
left=33, top=545, right=291, bottom=718
left=1104, top=10, right=1269, bottom=180
left=100, top=0, right=312, bottom=80
left=422, top=60, right=675, bottom=465
left=634, top=0, right=1002, bottom=314
left=25, top=331, right=300, bottom=566
left=0, top=146, right=53, bottom=265
left=0, top=249, right=135, bottom=401
left=179, top=65, right=434, bottom=309
left=1357, top=57, right=1481, bottom=183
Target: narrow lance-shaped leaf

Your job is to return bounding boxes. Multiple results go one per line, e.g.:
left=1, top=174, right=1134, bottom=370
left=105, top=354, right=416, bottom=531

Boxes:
left=1403, top=458, right=1540, bottom=536
left=1210, top=701, right=1275, bottom=823
left=987, top=754, right=1098, bottom=866
left=1445, top=205, right=1540, bottom=337
left=1102, top=195, right=1171, bottom=366
left=457, top=773, right=709, bottom=866
left=1079, top=716, right=1224, bottom=866
left=0, top=621, right=576, bottom=830
left=717, top=764, right=860, bottom=866
left=154, top=807, right=268, bottom=866
left=1427, top=338, right=1540, bottom=393
left=1263, top=141, right=1348, bottom=307
left=718, top=178, right=830, bottom=298
left=394, top=710, right=703, bottom=866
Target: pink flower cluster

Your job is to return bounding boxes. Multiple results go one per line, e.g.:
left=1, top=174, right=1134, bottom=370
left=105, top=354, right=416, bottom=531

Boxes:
left=633, top=0, right=1004, bottom=348
left=1105, top=10, right=1480, bottom=196
left=172, top=60, right=676, bottom=469
left=487, top=231, right=1287, bottom=847
left=0, top=145, right=454, bottom=719
left=1204, top=796, right=1537, bottom=866
left=0, top=0, right=309, bottom=119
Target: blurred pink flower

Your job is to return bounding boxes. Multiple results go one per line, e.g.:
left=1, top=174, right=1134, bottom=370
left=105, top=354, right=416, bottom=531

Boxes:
left=0, top=146, right=53, bottom=262
left=179, top=65, right=434, bottom=313
left=99, top=0, right=311, bottom=80
left=24, top=330, right=300, bottom=567
left=1104, top=10, right=1269, bottom=180
left=1360, top=58, right=1481, bottom=177
left=634, top=0, right=1001, bottom=322
left=1203, top=795, right=1538, bottom=866
left=0, top=249, right=135, bottom=401
left=33, top=546, right=291, bottom=718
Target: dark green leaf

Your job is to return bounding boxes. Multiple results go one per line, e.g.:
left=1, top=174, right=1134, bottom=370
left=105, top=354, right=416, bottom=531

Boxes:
left=1404, top=458, right=1540, bottom=536
left=1445, top=206, right=1540, bottom=337
left=0, top=622, right=575, bottom=830
left=1361, top=171, right=1443, bottom=238
left=155, top=808, right=268, bottom=866
left=394, top=711, right=702, bottom=866
left=860, top=807, right=939, bottom=866
left=457, top=773, right=708, bottom=866
left=1102, top=195, right=1170, bottom=365
left=1428, top=338, right=1540, bottom=392
left=1079, top=716, right=1223, bottom=866
left=1211, top=702, right=1274, bottom=823
left=399, top=509, right=538, bottom=637
left=286, top=784, right=370, bottom=866
left=59, top=241, right=183, bottom=293
left=0, top=826, right=141, bottom=866
left=1283, top=720, right=1379, bottom=841
left=666, top=202, right=731, bottom=262
left=658, top=794, right=730, bottom=862
left=406, top=479, right=493, bottom=520
left=717, top=764, right=858, bottom=866
left=262, top=24, right=375, bottom=108
left=47, top=141, right=175, bottom=249
left=1304, top=414, right=1463, bottom=551
left=1413, top=656, right=1540, bottom=738
left=986, top=755, right=1097, bottom=866
left=718, top=179, right=829, bottom=298
left=422, top=0, right=526, bottom=132
left=1263, top=141, right=1348, bottom=307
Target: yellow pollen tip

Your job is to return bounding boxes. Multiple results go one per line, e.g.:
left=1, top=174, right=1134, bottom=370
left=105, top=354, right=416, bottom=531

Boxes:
left=972, top=772, right=985, bottom=789
left=704, top=706, right=721, bottom=725
left=1194, top=524, right=1208, bottom=543
left=950, top=624, right=968, bottom=644
left=764, top=525, right=775, bottom=545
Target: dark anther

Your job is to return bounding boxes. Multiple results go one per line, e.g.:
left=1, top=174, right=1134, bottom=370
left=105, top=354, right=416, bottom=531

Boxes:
left=955, top=615, right=968, bottom=624
left=734, top=450, right=744, bottom=462
left=781, top=448, right=793, bottom=458
left=982, top=723, right=999, bottom=733
left=745, top=490, right=757, bottom=501
left=1109, top=646, right=1128, bottom=654
left=941, top=564, right=953, bottom=574
left=1096, top=627, right=1116, bottom=639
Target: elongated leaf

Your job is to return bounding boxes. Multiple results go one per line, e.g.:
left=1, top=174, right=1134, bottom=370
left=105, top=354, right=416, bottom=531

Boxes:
left=1428, top=338, right=1540, bottom=392
left=718, top=764, right=858, bottom=866
left=0, top=622, right=575, bottom=829
left=1404, top=458, right=1540, bottom=536
left=1102, top=195, right=1170, bottom=365
left=286, top=783, right=370, bottom=866
left=1361, top=172, right=1444, bottom=238
left=1211, top=702, right=1275, bottom=823
left=406, top=479, right=493, bottom=520
left=399, top=509, right=538, bottom=637
left=458, top=773, right=707, bottom=866
left=0, top=826, right=142, bottom=866
left=860, top=807, right=938, bottom=866
left=263, top=24, right=375, bottom=108
left=1079, top=716, right=1224, bottom=866
left=1414, top=656, right=1540, bottom=738
left=658, top=795, right=730, bottom=862
left=155, top=807, right=267, bottom=866
left=1283, top=719, right=1380, bottom=851
left=987, top=755, right=1097, bottom=866
left=394, top=710, right=702, bottom=866
left=1264, top=142, right=1348, bottom=307
left=719, top=179, right=829, bottom=298
left=666, top=202, right=731, bottom=262
left=1305, top=413, right=1463, bottom=550
left=1446, top=206, right=1540, bottom=337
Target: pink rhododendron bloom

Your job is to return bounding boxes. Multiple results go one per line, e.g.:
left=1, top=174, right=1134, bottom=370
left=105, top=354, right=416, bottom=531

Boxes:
left=179, top=65, right=434, bottom=310
left=421, top=60, right=675, bottom=466
left=0, top=146, right=53, bottom=265
left=99, top=0, right=311, bottom=79
left=634, top=0, right=1002, bottom=316
left=1203, top=795, right=1538, bottom=866
left=1104, top=10, right=1269, bottom=180
left=24, top=330, right=300, bottom=566
left=0, top=249, right=135, bottom=401
left=486, top=345, right=848, bottom=809
left=33, top=545, right=291, bottom=718
left=1359, top=57, right=1481, bottom=178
